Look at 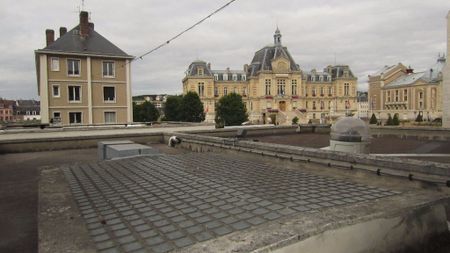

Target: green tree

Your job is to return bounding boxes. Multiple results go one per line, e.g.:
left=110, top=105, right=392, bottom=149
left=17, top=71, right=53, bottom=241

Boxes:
left=215, top=93, right=248, bottom=126
left=369, top=113, right=377, bottom=124
left=292, top=116, right=299, bottom=125
left=386, top=114, right=394, bottom=126
left=133, top=101, right=160, bottom=122
left=180, top=91, right=205, bottom=122
left=393, top=113, right=400, bottom=126
left=164, top=95, right=182, bottom=121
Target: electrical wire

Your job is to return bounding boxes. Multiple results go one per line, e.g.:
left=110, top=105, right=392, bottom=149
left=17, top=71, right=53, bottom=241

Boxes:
left=133, top=0, right=237, bottom=62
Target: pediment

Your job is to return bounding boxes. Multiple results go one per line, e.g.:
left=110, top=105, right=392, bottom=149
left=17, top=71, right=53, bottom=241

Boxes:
left=271, top=57, right=290, bottom=73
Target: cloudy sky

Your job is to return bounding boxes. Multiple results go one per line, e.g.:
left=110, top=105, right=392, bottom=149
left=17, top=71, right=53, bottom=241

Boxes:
left=0, top=0, right=449, bottom=99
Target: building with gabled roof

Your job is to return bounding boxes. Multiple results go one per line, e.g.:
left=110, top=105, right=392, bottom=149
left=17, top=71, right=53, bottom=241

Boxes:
left=35, top=11, right=134, bottom=126
left=182, top=28, right=358, bottom=124
left=368, top=55, right=445, bottom=121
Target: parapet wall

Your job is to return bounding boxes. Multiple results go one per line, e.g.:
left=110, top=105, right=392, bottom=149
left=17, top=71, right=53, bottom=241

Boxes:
left=170, top=132, right=450, bottom=185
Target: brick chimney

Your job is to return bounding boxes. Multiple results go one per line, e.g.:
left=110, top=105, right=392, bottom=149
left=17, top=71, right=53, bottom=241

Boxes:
left=45, top=29, right=55, bottom=46
left=405, top=66, right=414, bottom=74
left=79, top=11, right=89, bottom=38
left=59, top=27, right=67, bottom=37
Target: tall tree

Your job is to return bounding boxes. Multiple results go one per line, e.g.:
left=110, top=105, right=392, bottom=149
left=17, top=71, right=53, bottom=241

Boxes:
left=180, top=91, right=205, bottom=122
left=133, top=101, right=160, bottom=122
left=215, top=93, right=248, bottom=127
left=164, top=95, right=182, bottom=121
left=369, top=113, right=377, bottom=124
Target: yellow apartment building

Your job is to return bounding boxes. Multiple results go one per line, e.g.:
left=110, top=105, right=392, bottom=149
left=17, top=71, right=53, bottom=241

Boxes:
left=182, top=28, right=358, bottom=124
left=35, top=11, right=134, bottom=126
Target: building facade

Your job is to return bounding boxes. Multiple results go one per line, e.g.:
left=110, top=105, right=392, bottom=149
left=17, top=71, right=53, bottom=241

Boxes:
left=35, top=11, right=134, bottom=126
left=368, top=56, right=445, bottom=121
left=0, top=99, right=14, bottom=122
left=443, top=10, right=450, bottom=128
left=15, top=100, right=41, bottom=121
left=182, top=29, right=358, bottom=124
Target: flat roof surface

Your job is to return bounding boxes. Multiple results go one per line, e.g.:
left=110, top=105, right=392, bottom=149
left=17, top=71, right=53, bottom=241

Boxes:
left=63, top=153, right=398, bottom=253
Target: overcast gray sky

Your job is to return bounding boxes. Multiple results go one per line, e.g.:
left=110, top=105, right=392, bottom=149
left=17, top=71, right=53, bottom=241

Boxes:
left=0, top=0, right=449, bottom=99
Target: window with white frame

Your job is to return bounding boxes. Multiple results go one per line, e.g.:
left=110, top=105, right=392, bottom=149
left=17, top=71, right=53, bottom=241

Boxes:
left=68, top=86, right=81, bottom=102
left=232, top=74, right=237, bottom=81
left=104, top=111, right=116, bottom=124
left=69, top=112, right=82, bottom=124
left=103, top=86, right=116, bottom=102
left=52, top=84, right=60, bottom=97
left=51, top=57, right=60, bottom=71
left=102, top=61, right=115, bottom=77
left=67, top=59, right=80, bottom=76
left=214, top=74, right=218, bottom=81
left=242, top=75, right=246, bottom=81
left=223, top=74, right=228, bottom=81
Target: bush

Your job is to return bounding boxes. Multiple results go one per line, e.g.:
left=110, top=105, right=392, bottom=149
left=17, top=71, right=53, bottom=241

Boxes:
left=292, top=116, right=299, bottom=125
left=415, top=113, right=423, bottom=122
left=386, top=114, right=394, bottom=126
left=392, top=113, right=400, bottom=126
left=369, top=113, right=377, bottom=124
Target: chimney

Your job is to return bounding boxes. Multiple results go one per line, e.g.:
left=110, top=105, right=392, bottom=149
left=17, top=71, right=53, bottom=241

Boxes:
left=207, top=62, right=211, bottom=69
left=45, top=29, right=55, bottom=46
left=405, top=66, right=414, bottom=74
left=79, top=11, right=89, bottom=38
left=59, top=27, right=67, bottom=37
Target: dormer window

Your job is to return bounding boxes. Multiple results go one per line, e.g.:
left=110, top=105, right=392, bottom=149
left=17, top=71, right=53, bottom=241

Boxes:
left=223, top=74, right=228, bottom=81
left=197, top=68, right=204, bottom=76
left=232, top=74, right=237, bottom=81
left=242, top=75, right=246, bottom=81
left=214, top=74, right=218, bottom=81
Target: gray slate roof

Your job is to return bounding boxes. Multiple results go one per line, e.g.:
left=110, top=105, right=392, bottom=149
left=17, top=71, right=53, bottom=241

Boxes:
left=186, top=61, right=213, bottom=76
left=249, top=45, right=300, bottom=76
left=36, top=25, right=133, bottom=58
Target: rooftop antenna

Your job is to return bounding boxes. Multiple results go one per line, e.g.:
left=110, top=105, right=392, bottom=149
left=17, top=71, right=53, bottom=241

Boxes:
left=81, top=0, right=85, bottom=11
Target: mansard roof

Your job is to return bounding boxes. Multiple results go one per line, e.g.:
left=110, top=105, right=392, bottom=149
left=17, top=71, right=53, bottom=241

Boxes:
left=248, top=45, right=300, bottom=76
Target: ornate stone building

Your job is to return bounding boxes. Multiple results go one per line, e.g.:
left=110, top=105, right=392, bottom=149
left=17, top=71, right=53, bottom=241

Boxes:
left=368, top=56, right=445, bottom=121
left=182, top=29, right=358, bottom=124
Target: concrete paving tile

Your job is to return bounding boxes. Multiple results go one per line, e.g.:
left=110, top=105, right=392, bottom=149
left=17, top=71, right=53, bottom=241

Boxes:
left=145, top=236, right=164, bottom=246
left=117, top=235, right=136, bottom=244
left=152, top=242, right=174, bottom=253
left=122, top=241, right=143, bottom=252
left=193, top=231, right=214, bottom=242
left=174, top=237, right=194, bottom=247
